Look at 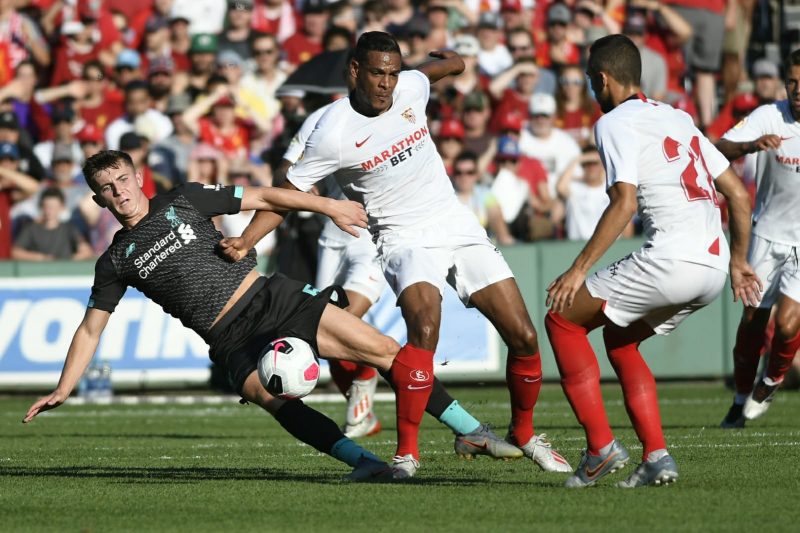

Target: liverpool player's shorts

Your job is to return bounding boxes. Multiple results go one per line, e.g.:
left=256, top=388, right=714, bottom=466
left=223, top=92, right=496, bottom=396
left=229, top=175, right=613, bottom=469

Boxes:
left=747, top=233, right=800, bottom=308
left=316, top=236, right=387, bottom=305
left=207, top=274, right=347, bottom=395
left=586, top=250, right=727, bottom=335
left=376, top=201, right=514, bottom=306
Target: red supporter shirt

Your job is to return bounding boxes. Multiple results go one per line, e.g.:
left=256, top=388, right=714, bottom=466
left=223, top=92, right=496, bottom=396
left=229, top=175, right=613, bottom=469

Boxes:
left=535, top=41, right=580, bottom=69
left=50, top=42, right=100, bottom=86
left=705, top=101, right=735, bottom=141
left=490, top=89, right=529, bottom=133
left=199, top=117, right=250, bottom=159
left=555, top=105, right=602, bottom=144
left=80, top=91, right=124, bottom=132
left=282, top=32, right=322, bottom=66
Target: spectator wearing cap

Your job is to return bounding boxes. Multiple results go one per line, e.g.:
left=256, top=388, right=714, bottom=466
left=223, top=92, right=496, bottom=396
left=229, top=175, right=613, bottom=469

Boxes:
left=282, top=0, right=329, bottom=68
left=449, top=35, right=486, bottom=99
left=476, top=12, right=513, bottom=77
left=105, top=80, right=173, bottom=151
left=215, top=50, right=272, bottom=136
left=452, top=150, right=515, bottom=246
left=519, top=92, right=582, bottom=199
left=402, top=16, right=433, bottom=68
left=33, top=106, right=83, bottom=170
left=0, top=110, right=46, bottom=181
left=147, top=57, right=180, bottom=114
left=50, top=18, right=102, bottom=86
left=555, top=145, right=625, bottom=242
left=219, top=0, right=258, bottom=63
left=536, top=2, right=580, bottom=69
left=461, top=91, right=494, bottom=161
left=626, top=1, right=692, bottom=101
left=386, top=0, right=418, bottom=36
left=115, top=0, right=177, bottom=51
left=182, top=82, right=251, bottom=161
left=188, top=142, right=227, bottom=186
left=171, top=0, right=227, bottom=35
left=251, top=0, right=297, bottom=43
left=661, top=0, right=726, bottom=129
left=436, top=118, right=465, bottom=175
left=0, top=142, right=38, bottom=258
left=622, top=9, right=667, bottom=102
left=752, top=58, right=782, bottom=103
left=0, top=2, right=50, bottom=74
left=11, top=187, right=93, bottom=261
left=140, top=15, right=191, bottom=75
left=76, top=123, right=105, bottom=160
left=150, top=93, right=195, bottom=186
left=113, top=48, right=144, bottom=90
left=500, top=0, right=528, bottom=32
left=490, top=134, right=542, bottom=241
left=554, top=64, right=602, bottom=148
left=187, top=34, right=219, bottom=101
left=240, top=34, right=286, bottom=128
left=571, top=1, right=622, bottom=46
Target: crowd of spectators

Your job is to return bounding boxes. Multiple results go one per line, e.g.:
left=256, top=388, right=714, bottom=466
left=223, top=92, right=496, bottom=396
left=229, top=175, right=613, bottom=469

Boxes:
left=0, top=0, right=792, bottom=268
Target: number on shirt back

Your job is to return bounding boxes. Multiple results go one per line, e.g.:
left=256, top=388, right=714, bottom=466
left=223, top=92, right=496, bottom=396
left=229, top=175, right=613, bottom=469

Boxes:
left=662, top=135, right=720, bottom=206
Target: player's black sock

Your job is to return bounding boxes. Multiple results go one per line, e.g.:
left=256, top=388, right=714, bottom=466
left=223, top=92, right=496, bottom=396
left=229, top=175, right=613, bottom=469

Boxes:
left=273, top=400, right=344, bottom=455
left=379, top=370, right=454, bottom=418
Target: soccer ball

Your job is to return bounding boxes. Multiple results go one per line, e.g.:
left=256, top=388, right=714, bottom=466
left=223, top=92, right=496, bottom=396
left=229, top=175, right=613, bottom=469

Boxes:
left=257, top=337, right=320, bottom=400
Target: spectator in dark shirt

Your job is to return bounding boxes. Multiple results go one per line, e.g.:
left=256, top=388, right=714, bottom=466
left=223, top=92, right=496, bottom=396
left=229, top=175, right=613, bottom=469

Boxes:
left=12, top=186, right=92, bottom=261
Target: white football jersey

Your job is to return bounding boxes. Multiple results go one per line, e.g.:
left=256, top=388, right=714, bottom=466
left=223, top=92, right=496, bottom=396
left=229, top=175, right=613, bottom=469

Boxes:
left=283, top=102, right=368, bottom=246
left=722, top=100, right=800, bottom=246
left=595, top=94, right=731, bottom=271
left=286, top=70, right=458, bottom=235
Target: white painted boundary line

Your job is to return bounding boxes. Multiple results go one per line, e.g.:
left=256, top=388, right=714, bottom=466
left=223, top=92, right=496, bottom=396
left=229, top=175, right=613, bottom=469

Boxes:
left=64, top=392, right=398, bottom=406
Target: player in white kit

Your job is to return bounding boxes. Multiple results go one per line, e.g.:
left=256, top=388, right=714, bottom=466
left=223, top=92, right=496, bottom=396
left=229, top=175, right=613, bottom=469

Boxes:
left=280, top=105, right=520, bottom=455
left=544, top=35, right=761, bottom=488
left=716, top=49, right=800, bottom=426
left=226, top=32, right=570, bottom=479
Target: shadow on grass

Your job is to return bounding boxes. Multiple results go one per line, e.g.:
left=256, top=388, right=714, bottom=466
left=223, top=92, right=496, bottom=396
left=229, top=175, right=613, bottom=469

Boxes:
left=0, top=465, right=562, bottom=488
left=5, top=433, right=244, bottom=440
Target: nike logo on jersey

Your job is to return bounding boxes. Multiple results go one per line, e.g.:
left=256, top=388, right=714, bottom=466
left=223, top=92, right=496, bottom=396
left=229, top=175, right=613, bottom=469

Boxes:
left=355, top=135, right=372, bottom=148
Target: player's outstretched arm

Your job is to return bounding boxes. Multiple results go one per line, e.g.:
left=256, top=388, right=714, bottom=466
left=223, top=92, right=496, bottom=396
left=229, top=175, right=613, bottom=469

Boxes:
left=417, top=50, right=465, bottom=84
left=547, top=182, right=637, bottom=313
left=715, top=168, right=763, bottom=306
left=715, top=135, right=782, bottom=161
left=23, top=308, right=111, bottom=423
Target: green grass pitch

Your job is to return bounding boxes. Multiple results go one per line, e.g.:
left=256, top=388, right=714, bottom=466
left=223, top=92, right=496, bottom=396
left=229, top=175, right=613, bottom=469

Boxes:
left=2, top=383, right=798, bottom=532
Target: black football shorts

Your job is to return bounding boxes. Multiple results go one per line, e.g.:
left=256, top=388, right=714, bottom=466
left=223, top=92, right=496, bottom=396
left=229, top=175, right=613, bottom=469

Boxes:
left=207, top=274, right=347, bottom=396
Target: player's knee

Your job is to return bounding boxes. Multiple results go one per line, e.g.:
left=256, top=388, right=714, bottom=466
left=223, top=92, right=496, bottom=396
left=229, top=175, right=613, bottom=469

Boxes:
left=774, top=313, right=800, bottom=341
left=507, top=323, right=539, bottom=354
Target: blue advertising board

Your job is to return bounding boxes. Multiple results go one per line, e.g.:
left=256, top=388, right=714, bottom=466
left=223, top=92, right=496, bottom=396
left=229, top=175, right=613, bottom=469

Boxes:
left=0, top=277, right=499, bottom=388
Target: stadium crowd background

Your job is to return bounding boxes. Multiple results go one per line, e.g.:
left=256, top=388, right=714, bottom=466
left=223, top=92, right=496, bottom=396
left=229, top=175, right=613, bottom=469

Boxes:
left=0, top=0, right=794, bottom=276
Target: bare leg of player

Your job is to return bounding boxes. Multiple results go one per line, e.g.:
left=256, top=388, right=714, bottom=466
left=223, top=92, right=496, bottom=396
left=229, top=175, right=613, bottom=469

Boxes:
left=239, top=371, right=391, bottom=482
left=744, top=295, right=800, bottom=420
left=469, top=278, right=571, bottom=472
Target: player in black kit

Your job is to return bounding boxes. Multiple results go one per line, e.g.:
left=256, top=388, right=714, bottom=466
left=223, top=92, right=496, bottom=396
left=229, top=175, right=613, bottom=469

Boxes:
left=23, top=151, right=401, bottom=481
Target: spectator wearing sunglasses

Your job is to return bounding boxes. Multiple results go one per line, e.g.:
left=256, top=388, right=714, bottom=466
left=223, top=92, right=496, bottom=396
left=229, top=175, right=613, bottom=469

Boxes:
left=554, top=64, right=601, bottom=148
left=240, top=34, right=286, bottom=129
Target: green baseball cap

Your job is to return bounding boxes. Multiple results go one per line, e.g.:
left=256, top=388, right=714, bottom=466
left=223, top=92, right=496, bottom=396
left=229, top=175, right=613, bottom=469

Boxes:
left=191, top=33, right=218, bottom=54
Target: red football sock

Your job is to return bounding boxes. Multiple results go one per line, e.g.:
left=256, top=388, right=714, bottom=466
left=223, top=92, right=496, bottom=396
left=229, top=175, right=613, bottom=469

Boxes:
left=389, top=343, right=434, bottom=459
left=732, top=321, right=768, bottom=395
left=328, top=359, right=358, bottom=396
left=766, top=330, right=800, bottom=383
left=506, top=353, right=542, bottom=445
left=544, top=311, right=613, bottom=454
left=603, top=328, right=666, bottom=460
left=353, top=365, right=377, bottom=381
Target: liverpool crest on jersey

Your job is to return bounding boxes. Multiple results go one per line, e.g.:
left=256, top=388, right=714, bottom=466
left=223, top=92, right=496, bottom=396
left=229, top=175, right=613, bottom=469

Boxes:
left=401, top=108, right=416, bottom=124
